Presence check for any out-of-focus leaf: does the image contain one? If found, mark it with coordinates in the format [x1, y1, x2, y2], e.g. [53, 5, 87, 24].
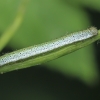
[9, 0, 90, 48]
[0, 0, 29, 51]
[66, 0, 100, 11]
[0, 0, 20, 31]
[46, 45, 98, 85]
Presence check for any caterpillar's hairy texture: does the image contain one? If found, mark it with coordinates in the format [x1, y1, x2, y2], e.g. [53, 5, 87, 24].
[0, 27, 97, 67]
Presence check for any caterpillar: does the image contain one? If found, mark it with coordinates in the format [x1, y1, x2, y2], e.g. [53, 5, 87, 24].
[0, 27, 98, 73]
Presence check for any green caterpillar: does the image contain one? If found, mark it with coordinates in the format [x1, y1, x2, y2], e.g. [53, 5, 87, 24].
[0, 27, 98, 73]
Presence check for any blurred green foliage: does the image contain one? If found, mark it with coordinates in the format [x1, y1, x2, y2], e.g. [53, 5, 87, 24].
[0, 0, 99, 86]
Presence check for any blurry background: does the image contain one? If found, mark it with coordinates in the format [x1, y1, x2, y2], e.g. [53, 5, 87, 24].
[0, 0, 100, 100]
